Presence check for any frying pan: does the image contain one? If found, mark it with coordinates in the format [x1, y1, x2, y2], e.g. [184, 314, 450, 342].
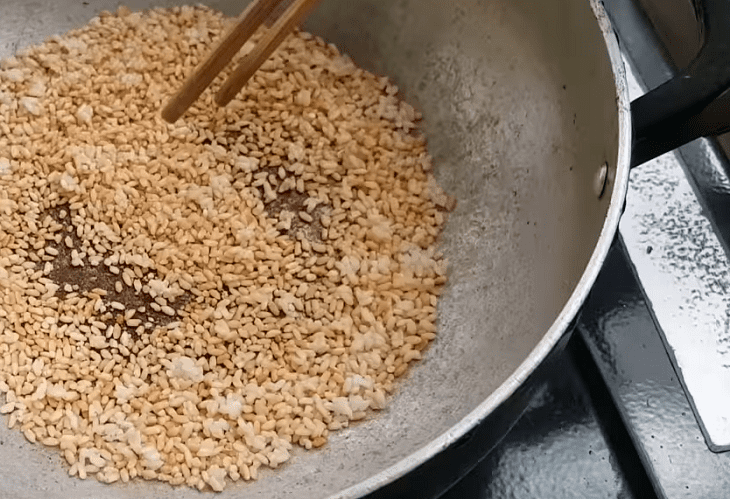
[0, 0, 728, 497]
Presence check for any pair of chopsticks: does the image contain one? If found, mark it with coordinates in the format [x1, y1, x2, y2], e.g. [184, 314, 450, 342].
[161, 0, 321, 123]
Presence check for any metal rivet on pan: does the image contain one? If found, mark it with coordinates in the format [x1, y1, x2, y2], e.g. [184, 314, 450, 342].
[594, 162, 608, 199]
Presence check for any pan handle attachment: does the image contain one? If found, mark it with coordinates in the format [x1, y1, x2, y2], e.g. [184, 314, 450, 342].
[630, 0, 730, 168]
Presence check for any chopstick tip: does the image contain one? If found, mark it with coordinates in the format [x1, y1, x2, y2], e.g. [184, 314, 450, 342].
[161, 101, 182, 124]
[214, 91, 234, 108]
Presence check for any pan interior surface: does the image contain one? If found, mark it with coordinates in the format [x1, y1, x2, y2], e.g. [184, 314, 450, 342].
[0, 0, 621, 497]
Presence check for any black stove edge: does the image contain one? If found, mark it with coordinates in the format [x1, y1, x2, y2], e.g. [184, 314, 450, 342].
[577, 234, 730, 499]
[570, 311, 659, 499]
[575, 236, 668, 498]
[603, 0, 730, 257]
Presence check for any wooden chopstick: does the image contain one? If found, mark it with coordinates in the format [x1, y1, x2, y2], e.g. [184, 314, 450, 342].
[215, 0, 322, 107]
[161, 0, 320, 123]
[161, 0, 287, 123]
[263, 0, 296, 27]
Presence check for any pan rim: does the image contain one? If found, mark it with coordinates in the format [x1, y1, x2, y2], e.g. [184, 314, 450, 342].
[332, 0, 632, 497]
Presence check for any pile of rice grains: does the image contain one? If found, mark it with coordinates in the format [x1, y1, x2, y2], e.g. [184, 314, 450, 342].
[0, 5, 454, 492]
